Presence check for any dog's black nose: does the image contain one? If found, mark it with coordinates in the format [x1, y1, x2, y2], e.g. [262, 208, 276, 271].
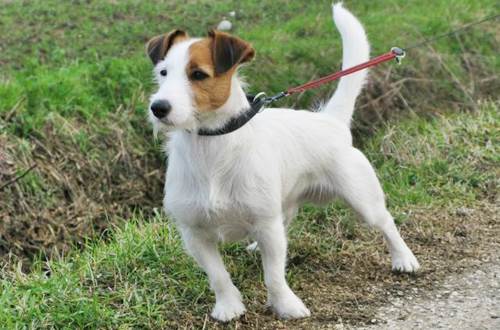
[150, 100, 171, 119]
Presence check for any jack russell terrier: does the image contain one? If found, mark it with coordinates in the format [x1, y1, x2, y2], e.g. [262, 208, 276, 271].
[145, 3, 419, 322]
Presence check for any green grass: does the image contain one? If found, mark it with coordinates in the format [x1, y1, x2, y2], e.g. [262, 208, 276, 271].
[1, 0, 499, 328]
[1, 0, 498, 135]
[1, 103, 498, 328]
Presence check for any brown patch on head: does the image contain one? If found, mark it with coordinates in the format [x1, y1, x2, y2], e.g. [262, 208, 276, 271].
[187, 30, 255, 111]
[146, 29, 189, 65]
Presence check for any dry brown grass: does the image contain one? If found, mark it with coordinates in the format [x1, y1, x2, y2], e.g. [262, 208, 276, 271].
[0, 111, 164, 268]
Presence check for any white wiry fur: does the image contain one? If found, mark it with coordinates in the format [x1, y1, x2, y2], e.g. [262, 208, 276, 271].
[323, 3, 370, 126]
[149, 3, 420, 322]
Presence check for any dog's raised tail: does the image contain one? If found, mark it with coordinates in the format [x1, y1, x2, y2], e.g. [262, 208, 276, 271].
[322, 3, 370, 126]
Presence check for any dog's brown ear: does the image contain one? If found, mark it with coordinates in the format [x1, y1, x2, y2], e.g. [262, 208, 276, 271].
[146, 29, 189, 65]
[208, 30, 255, 75]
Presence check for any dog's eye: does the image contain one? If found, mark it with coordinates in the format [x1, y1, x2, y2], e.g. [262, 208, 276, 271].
[190, 70, 209, 81]
[160, 69, 167, 77]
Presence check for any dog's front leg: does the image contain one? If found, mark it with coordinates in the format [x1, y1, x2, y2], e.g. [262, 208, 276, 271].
[180, 227, 245, 322]
[255, 217, 311, 319]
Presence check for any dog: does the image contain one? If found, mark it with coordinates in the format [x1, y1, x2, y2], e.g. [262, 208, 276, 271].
[145, 3, 420, 322]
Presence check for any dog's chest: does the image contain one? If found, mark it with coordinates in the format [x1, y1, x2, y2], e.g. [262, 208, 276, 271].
[162, 139, 275, 237]
[164, 162, 257, 240]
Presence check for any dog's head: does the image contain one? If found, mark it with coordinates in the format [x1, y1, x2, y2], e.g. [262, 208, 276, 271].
[146, 29, 255, 132]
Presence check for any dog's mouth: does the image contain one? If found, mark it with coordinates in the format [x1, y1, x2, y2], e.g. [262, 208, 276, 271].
[156, 117, 174, 126]
[151, 114, 201, 135]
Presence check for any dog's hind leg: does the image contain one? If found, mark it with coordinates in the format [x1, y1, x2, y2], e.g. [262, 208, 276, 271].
[331, 148, 420, 272]
[179, 227, 246, 322]
[255, 217, 311, 319]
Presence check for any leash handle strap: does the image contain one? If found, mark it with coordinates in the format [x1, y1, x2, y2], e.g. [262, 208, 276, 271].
[286, 48, 403, 95]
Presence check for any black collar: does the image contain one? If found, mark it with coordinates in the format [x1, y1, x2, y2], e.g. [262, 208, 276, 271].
[197, 94, 266, 136]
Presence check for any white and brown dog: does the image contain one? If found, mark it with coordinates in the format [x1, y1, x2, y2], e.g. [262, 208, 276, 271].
[146, 3, 419, 322]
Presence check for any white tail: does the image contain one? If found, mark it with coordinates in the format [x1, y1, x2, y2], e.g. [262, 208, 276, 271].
[322, 3, 370, 126]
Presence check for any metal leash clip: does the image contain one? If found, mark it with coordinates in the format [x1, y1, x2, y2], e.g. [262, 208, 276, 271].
[265, 91, 288, 103]
[252, 92, 268, 112]
[391, 47, 406, 65]
[252, 91, 289, 112]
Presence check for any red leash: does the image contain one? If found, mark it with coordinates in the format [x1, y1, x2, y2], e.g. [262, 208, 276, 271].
[258, 47, 405, 104]
[286, 47, 404, 95]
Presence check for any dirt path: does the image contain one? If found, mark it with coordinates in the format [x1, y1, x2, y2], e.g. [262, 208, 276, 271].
[356, 254, 500, 330]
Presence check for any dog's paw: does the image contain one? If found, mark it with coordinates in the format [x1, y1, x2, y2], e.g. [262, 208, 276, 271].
[269, 290, 311, 319]
[245, 241, 259, 252]
[392, 249, 420, 273]
[211, 298, 246, 322]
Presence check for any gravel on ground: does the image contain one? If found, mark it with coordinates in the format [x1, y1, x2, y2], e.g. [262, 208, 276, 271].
[354, 254, 500, 330]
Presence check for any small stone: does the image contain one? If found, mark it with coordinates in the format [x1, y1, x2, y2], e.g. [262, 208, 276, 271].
[456, 207, 474, 216]
[217, 18, 232, 31]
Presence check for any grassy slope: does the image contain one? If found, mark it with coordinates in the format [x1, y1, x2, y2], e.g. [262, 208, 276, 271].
[0, 0, 499, 327]
[1, 103, 497, 328]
